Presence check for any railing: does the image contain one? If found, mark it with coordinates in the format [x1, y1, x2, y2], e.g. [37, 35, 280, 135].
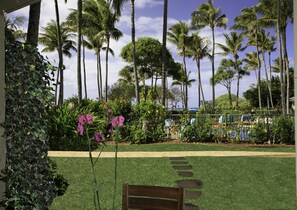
[164, 113, 294, 143]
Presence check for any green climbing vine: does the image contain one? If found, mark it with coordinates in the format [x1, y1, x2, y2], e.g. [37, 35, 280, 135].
[0, 41, 67, 209]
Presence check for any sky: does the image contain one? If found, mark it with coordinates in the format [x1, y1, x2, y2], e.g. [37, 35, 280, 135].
[7, 0, 294, 108]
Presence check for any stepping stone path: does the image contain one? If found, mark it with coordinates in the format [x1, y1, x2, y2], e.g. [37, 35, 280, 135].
[169, 157, 202, 210]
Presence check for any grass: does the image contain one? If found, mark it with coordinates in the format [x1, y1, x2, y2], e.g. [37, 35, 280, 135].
[100, 142, 295, 153]
[49, 155, 297, 210]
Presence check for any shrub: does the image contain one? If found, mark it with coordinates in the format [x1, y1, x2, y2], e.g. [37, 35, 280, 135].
[48, 99, 132, 150]
[129, 101, 166, 144]
[271, 115, 294, 144]
[249, 122, 270, 144]
[180, 113, 214, 142]
[48, 105, 90, 151]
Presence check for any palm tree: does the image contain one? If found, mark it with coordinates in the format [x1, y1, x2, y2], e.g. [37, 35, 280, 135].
[77, 1, 105, 100]
[216, 31, 246, 109]
[167, 21, 191, 109]
[257, 0, 293, 113]
[77, 0, 83, 103]
[191, 0, 227, 113]
[110, 0, 140, 103]
[99, 1, 123, 102]
[161, 0, 168, 106]
[39, 20, 76, 105]
[186, 33, 209, 109]
[26, 1, 41, 46]
[248, 29, 274, 108]
[242, 52, 259, 81]
[232, 6, 268, 109]
[54, 0, 64, 105]
[86, 0, 122, 102]
[4, 15, 26, 41]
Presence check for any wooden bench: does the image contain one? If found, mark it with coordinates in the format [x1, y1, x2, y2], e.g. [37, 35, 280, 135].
[122, 183, 184, 210]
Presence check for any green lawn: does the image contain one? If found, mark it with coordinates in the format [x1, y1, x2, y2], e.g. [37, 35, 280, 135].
[101, 142, 295, 153]
[50, 155, 297, 210]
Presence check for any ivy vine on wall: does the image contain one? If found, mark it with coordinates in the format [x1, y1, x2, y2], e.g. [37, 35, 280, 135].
[0, 41, 67, 209]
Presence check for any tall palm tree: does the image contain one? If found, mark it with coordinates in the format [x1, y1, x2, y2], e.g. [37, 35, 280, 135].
[167, 21, 191, 109]
[248, 29, 274, 108]
[4, 16, 26, 41]
[110, 0, 140, 103]
[77, 0, 83, 103]
[78, 0, 105, 100]
[54, 0, 64, 105]
[26, 1, 41, 46]
[92, 0, 123, 102]
[243, 52, 259, 81]
[257, 0, 293, 113]
[39, 20, 76, 105]
[161, 0, 168, 106]
[232, 6, 267, 109]
[191, 0, 227, 113]
[216, 31, 246, 109]
[186, 33, 209, 109]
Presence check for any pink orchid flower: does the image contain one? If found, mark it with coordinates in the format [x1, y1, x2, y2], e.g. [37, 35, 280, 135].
[78, 115, 86, 125]
[94, 131, 104, 143]
[86, 114, 93, 125]
[77, 123, 84, 135]
[111, 115, 125, 127]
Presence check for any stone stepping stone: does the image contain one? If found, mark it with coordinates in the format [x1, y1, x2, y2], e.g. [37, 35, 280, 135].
[171, 161, 189, 165]
[185, 190, 202, 199]
[185, 203, 199, 210]
[176, 179, 203, 188]
[170, 157, 186, 161]
[178, 171, 193, 177]
[173, 165, 192, 170]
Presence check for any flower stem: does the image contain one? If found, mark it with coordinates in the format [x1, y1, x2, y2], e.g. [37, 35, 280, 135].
[112, 127, 119, 210]
[87, 128, 101, 210]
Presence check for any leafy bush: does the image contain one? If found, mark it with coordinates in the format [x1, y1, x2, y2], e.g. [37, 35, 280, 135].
[48, 99, 132, 150]
[271, 115, 294, 144]
[249, 122, 271, 144]
[129, 101, 166, 144]
[1, 41, 67, 209]
[180, 113, 214, 142]
[48, 105, 90, 151]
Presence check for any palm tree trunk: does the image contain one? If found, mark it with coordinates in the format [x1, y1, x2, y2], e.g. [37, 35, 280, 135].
[161, 0, 168, 106]
[235, 58, 240, 109]
[255, 28, 262, 109]
[97, 51, 102, 100]
[228, 86, 232, 106]
[55, 67, 60, 105]
[268, 51, 272, 83]
[182, 49, 188, 109]
[54, 0, 64, 105]
[77, 0, 83, 103]
[105, 36, 110, 102]
[82, 36, 87, 99]
[211, 27, 215, 113]
[281, 28, 290, 114]
[26, 2, 41, 46]
[196, 59, 205, 108]
[262, 51, 273, 108]
[181, 84, 184, 109]
[277, 0, 286, 114]
[131, 0, 140, 103]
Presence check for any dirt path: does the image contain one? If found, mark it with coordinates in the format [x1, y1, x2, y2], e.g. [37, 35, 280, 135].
[48, 151, 295, 158]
